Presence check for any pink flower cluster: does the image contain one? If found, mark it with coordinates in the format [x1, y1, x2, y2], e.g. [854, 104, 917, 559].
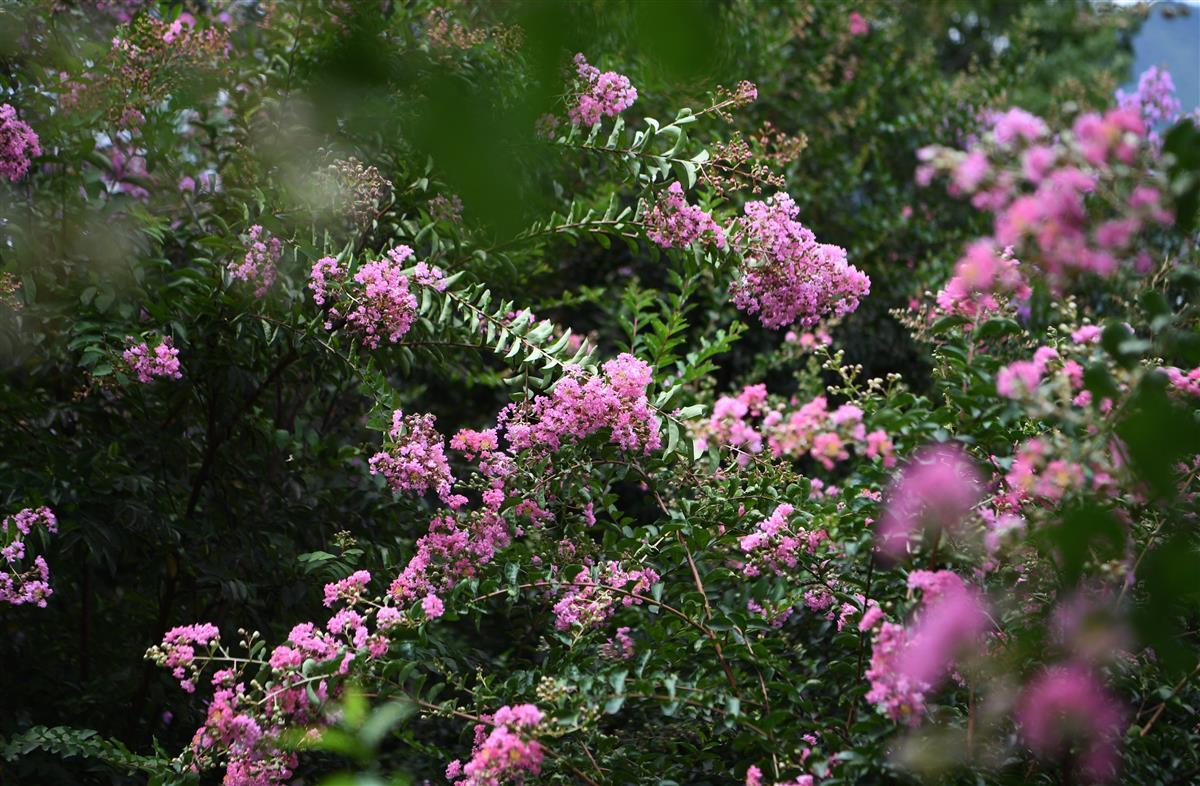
[996, 345, 1060, 399]
[568, 53, 637, 126]
[153, 571, 425, 784]
[1, 506, 57, 607]
[229, 225, 281, 298]
[368, 410, 457, 503]
[645, 182, 727, 250]
[552, 561, 660, 631]
[1116, 66, 1183, 131]
[151, 622, 221, 693]
[918, 103, 1174, 288]
[1001, 437, 1088, 506]
[737, 504, 828, 577]
[309, 246, 446, 349]
[934, 241, 1030, 318]
[155, 559, 449, 785]
[731, 193, 870, 329]
[1015, 665, 1123, 781]
[389, 512, 511, 607]
[746, 766, 815, 786]
[447, 704, 545, 786]
[123, 335, 183, 383]
[0, 103, 40, 182]
[323, 570, 371, 608]
[875, 444, 981, 560]
[499, 354, 661, 455]
[600, 626, 635, 659]
[848, 11, 869, 36]
[865, 570, 988, 725]
[191, 672, 300, 786]
[694, 384, 895, 471]
[1163, 365, 1200, 397]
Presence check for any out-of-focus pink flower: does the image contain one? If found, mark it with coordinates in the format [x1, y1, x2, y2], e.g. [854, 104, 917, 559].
[876, 444, 981, 559]
[1015, 665, 1124, 782]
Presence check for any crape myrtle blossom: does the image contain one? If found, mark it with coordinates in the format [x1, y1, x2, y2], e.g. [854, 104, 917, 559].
[499, 353, 661, 455]
[385, 353, 663, 622]
[323, 570, 371, 608]
[865, 570, 989, 725]
[148, 569, 421, 786]
[694, 384, 896, 470]
[568, 53, 637, 126]
[1015, 664, 1124, 782]
[147, 622, 221, 693]
[738, 503, 829, 577]
[552, 561, 660, 631]
[875, 444, 982, 560]
[996, 346, 1059, 400]
[368, 409, 457, 503]
[1163, 365, 1200, 397]
[600, 626, 635, 659]
[645, 182, 727, 250]
[389, 512, 512, 609]
[0, 103, 41, 182]
[308, 246, 448, 349]
[447, 704, 545, 786]
[933, 241, 1030, 319]
[229, 224, 282, 298]
[122, 335, 183, 383]
[918, 101, 1175, 289]
[1, 506, 57, 607]
[731, 193, 870, 329]
[747, 765, 816, 786]
[1116, 66, 1184, 133]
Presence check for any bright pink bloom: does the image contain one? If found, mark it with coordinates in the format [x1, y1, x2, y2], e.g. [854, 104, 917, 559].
[996, 360, 1042, 399]
[645, 182, 727, 250]
[323, 571, 371, 608]
[990, 108, 1048, 147]
[123, 336, 183, 383]
[229, 225, 282, 298]
[0, 104, 40, 182]
[732, 193, 870, 329]
[422, 593, 445, 619]
[369, 410, 456, 502]
[568, 54, 637, 126]
[876, 444, 981, 559]
[500, 354, 661, 455]
[1015, 665, 1124, 782]
[452, 704, 545, 786]
[552, 561, 660, 631]
[1, 507, 57, 607]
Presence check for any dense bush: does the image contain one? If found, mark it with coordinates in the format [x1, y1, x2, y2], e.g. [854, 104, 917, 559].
[3, 2, 1200, 785]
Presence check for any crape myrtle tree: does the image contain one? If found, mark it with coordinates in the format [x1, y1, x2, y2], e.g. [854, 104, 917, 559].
[3, 1, 1200, 785]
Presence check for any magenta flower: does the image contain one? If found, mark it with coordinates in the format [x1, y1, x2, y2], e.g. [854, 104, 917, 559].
[895, 578, 988, 687]
[876, 444, 981, 559]
[1015, 665, 1124, 782]
[0, 104, 40, 182]
[451, 704, 545, 786]
[645, 182, 727, 250]
[229, 224, 282, 298]
[422, 592, 445, 620]
[1, 506, 57, 607]
[122, 335, 183, 384]
[568, 54, 637, 126]
[369, 410, 456, 502]
[731, 193, 870, 329]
